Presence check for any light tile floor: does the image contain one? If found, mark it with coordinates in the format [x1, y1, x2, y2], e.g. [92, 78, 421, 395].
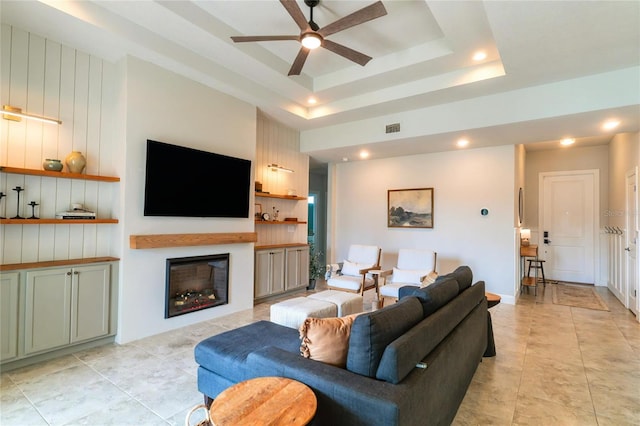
[1, 282, 638, 425]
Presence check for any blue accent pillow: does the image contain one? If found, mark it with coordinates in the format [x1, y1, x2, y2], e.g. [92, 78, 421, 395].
[398, 277, 459, 317]
[346, 297, 423, 378]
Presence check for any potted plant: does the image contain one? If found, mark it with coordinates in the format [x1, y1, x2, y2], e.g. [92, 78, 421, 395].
[308, 242, 324, 290]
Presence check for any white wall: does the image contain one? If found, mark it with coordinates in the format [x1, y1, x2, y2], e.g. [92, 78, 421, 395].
[329, 145, 516, 300]
[608, 132, 640, 228]
[117, 57, 257, 343]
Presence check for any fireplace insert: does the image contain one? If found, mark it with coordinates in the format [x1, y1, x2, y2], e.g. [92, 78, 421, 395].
[165, 254, 229, 318]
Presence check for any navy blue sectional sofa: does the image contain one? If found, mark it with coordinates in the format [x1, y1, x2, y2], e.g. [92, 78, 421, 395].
[195, 266, 488, 425]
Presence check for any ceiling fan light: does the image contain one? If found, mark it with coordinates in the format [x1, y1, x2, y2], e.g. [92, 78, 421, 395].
[301, 33, 322, 49]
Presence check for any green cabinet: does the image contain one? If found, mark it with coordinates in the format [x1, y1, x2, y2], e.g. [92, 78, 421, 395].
[1, 272, 19, 361]
[1, 260, 117, 368]
[24, 264, 111, 355]
[285, 246, 309, 291]
[255, 248, 285, 299]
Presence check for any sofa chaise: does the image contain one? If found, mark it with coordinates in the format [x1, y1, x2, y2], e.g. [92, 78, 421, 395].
[194, 266, 488, 425]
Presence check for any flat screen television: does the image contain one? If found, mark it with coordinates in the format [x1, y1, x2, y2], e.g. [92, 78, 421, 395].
[144, 139, 251, 218]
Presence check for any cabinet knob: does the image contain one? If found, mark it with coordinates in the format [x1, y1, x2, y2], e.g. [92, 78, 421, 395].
[66, 271, 72, 276]
[73, 271, 79, 275]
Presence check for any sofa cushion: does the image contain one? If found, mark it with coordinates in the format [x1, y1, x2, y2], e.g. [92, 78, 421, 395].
[299, 314, 359, 367]
[194, 320, 299, 383]
[435, 266, 473, 292]
[346, 297, 423, 378]
[398, 277, 459, 317]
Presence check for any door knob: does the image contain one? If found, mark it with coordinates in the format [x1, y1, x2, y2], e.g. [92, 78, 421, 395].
[625, 247, 631, 252]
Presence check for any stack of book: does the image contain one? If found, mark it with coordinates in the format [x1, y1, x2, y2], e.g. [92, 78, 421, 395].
[55, 209, 96, 220]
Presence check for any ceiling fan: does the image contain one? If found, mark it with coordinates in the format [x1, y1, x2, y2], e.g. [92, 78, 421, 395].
[231, 0, 387, 76]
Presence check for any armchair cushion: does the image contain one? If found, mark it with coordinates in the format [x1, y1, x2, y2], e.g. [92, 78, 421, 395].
[328, 275, 374, 292]
[341, 260, 372, 276]
[347, 245, 380, 265]
[390, 267, 430, 285]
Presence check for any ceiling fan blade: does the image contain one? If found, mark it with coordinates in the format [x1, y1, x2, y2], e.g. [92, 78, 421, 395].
[231, 35, 299, 43]
[322, 39, 372, 66]
[288, 47, 310, 76]
[280, 0, 311, 32]
[318, 1, 387, 37]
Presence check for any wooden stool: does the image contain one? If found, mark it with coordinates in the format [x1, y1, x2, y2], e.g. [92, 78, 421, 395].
[527, 259, 546, 287]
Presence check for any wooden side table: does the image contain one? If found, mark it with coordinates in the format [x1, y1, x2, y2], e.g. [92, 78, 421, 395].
[210, 377, 317, 426]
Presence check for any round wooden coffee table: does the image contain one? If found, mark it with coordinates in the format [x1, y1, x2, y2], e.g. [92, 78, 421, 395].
[209, 377, 317, 426]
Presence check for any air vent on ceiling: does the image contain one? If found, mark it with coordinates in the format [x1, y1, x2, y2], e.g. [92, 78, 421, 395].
[386, 123, 400, 133]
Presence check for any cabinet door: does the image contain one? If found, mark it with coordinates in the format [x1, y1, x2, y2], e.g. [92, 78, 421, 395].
[286, 247, 310, 290]
[24, 269, 72, 354]
[1, 272, 19, 361]
[270, 249, 285, 294]
[255, 250, 272, 298]
[71, 264, 111, 343]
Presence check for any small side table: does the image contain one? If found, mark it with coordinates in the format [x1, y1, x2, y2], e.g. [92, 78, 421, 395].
[484, 292, 500, 358]
[210, 377, 317, 426]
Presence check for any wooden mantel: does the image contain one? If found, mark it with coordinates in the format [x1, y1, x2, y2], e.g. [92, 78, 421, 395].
[130, 232, 257, 249]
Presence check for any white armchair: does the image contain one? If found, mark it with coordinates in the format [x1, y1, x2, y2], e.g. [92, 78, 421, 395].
[379, 249, 437, 306]
[326, 244, 382, 296]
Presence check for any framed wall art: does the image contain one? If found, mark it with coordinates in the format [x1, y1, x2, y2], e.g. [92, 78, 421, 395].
[388, 188, 434, 228]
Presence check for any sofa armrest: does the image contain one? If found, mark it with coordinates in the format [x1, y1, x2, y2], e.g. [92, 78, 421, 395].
[247, 346, 404, 425]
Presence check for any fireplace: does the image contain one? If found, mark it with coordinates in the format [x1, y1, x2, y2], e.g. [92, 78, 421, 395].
[165, 254, 229, 318]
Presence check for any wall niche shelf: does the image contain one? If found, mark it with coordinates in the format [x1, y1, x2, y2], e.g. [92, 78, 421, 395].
[0, 166, 120, 182]
[255, 192, 306, 201]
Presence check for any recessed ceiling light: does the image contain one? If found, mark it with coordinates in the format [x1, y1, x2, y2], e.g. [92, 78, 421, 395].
[602, 119, 620, 130]
[342, 157, 348, 162]
[359, 150, 369, 159]
[308, 97, 317, 105]
[561, 138, 575, 146]
[473, 51, 487, 61]
[457, 138, 469, 147]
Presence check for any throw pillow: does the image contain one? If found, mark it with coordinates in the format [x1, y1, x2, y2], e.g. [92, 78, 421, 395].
[341, 260, 370, 276]
[420, 271, 439, 287]
[299, 314, 359, 367]
[391, 268, 431, 285]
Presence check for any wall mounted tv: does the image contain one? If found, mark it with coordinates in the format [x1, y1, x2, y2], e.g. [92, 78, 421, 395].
[144, 140, 251, 218]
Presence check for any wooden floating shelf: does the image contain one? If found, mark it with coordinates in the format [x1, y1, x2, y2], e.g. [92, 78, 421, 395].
[0, 166, 120, 182]
[255, 220, 307, 225]
[256, 243, 309, 250]
[1, 256, 120, 271]
[130, 232, 258, 249]
[255, 192, 306, 201]
[0, 218, 118, 224]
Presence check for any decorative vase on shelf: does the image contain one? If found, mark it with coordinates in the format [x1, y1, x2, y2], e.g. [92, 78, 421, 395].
[65, 151, 86, 174]
[42, 159, 63, 172]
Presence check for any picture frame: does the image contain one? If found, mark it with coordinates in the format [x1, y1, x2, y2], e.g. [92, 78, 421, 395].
[388, 188, 434, 228]
[255, 203, 262, 219]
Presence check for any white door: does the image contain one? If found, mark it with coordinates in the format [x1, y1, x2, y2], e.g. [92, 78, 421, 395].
[539, 171, 597, 283]
[626, 170, 638, 316]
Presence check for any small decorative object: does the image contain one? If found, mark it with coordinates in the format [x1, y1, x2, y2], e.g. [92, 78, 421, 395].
[520, 228, 531, 246]
[42, 159, 63, 172]
[255, 203, 262, 219]
[261, 212, 271, 221]
[284, 217, 297, 222]
[308, 242, 324, 290]
[0, 192, 5, 219]
[272, 207, 279, 221]
[11, 186, 24, 219]
[388, 188, 434, 228]
[28, 201, 39, 219]
[255, 181, 263, 192]
[65, 151, 86, 173]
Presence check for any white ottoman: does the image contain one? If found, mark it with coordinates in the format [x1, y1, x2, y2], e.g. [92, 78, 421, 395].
[270, 297, 337, 329]
[308, 290, 363, 317]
